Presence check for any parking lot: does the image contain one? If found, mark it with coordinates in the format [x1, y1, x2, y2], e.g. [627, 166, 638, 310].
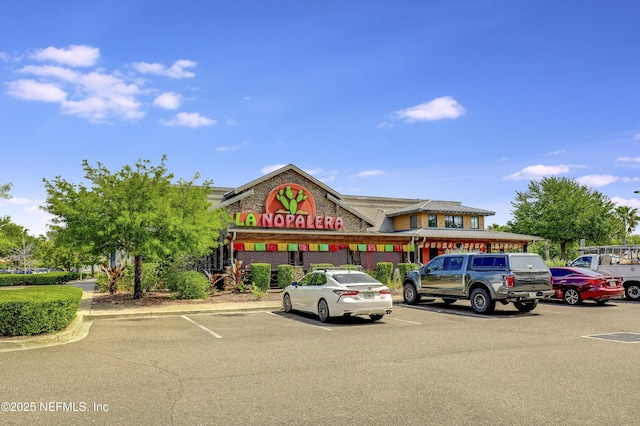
[1, 299, 639, 425]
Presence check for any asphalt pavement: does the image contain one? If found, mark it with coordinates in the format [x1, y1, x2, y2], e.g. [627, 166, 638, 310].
[0, 279, 285, 352]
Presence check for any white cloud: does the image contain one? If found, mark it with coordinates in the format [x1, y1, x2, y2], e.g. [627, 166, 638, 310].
[4, 45, 207, 125]
[132, 59, 197, 79]
[612, 196, 640, 209]
[504, 164, 573, 180]
[242, 96, 252, 101]
[378, 122, 393, 129]
[576, 175, 619, 187]
[395, 96, 465, 122]
[355, 170, 384, 177]
[0, 52, 11, 61]
[548, 150, 566, 155]
[31, 45, 99, 67]
[20, 65, 80, 82]
[153, 92, 182, 109]
[319, 175, 336, 183]
[215, 145, 240, 152]
[617, 156, 640, 163]
[160, 112, 215, 128]
[635, 133, 640, 140]
[576, 175, 640, 187]
[261, 164, 288, 174]
[6, 79, 67, 102]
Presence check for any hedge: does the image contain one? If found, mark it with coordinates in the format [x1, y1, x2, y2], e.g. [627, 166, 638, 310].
[0, 286, 82, 337]
[277, 264, 294, 289]
[166, 271, 209, 299]
[375, 262, 394, 285]
[251, 263, 271, 292]
[0, 272, 82, 287]
[397, 263, 420, 280]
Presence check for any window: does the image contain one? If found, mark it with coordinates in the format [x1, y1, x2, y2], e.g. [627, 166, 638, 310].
[445, 215, 463, 229]
[289, 251, 303, 266]
[428, 214, 437, 228]
[470, 216, 479, 229]
[444, 256, 463, 271]
[410, 215, 418, 229]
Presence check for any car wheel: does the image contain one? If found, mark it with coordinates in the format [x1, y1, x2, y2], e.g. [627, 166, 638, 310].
[625, 283, 640, 301]
[369, 314, 384, 321]
[514, 300, 538, 313]
[282, 293, 292, 312]
[317, 299, 330, 323]
[403, 283, 420, 305]
[563, 288, 581, 305]
[470, 288, 495, 314]
[442, 298, 456, 305]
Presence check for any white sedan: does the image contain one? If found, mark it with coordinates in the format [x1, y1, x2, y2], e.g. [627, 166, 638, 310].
[282, 269, 393, 322]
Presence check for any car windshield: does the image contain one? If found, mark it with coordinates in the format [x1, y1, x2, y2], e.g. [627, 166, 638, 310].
[509, 255, 548, 270]
[331, 272, 380, 285]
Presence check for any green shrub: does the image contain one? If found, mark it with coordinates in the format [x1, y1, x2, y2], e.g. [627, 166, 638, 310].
[251, 263, 271, 292]
[0, 272, 81, 287]
[375, 262, 394, 285]
[397, 263, 419, 280]
[119, 262, 160, 292]
[339, 264, 360, 270]
[166, 271, 209, 299]
[277, 264, 294, 289]
[0, 286, 82, 336]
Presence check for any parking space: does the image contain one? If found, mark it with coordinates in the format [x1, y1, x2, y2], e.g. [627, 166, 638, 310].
[2, 301, 639, 425]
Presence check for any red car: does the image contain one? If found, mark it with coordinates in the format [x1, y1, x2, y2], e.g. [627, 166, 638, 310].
[549, 267, 624, 305]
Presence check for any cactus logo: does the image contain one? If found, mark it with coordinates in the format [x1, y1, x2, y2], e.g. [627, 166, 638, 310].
[266, 184, 315, 216]
[233, 183, 344, 230]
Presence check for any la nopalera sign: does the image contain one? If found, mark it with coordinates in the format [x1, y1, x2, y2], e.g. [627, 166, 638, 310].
[233, 183, 345, 230]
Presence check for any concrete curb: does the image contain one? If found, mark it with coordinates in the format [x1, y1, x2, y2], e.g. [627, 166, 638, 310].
[0, 313, 94, 352]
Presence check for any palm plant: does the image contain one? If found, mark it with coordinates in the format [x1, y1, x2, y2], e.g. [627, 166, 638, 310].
[615, 205, 640, 244]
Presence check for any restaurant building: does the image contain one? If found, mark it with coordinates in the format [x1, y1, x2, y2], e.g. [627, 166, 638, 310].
[204, 164, 541, 272]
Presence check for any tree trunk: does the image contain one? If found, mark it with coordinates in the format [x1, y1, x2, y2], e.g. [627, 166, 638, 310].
[134, 254, 143, 299]
[560, 240, 567, 263]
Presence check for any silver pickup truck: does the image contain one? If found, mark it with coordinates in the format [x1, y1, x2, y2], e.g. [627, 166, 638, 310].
[403, 253, 554, 314]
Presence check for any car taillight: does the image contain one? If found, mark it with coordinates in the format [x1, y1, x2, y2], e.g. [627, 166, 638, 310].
[379, 289, 391, 295]
[333, 290, 359, 296]
[503, 275, 514, 288]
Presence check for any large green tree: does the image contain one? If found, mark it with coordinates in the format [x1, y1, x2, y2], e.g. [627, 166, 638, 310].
[614, 205, 640, 245]
[508, 176, 618, 261]
[42, 156, 230, 298]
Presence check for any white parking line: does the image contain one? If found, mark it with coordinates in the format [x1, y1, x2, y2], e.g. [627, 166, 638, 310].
[265, 311, 332, 331]
[181, 315, 222, 338]
[386, 317, 423, 325]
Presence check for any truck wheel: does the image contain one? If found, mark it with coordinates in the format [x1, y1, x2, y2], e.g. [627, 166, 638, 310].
[625, 283, 640, 301]
[514, 300, 538, 313]
[470, 288, 495, 314]
[403, 283, 420, 305]
[563, 288, 581, 305]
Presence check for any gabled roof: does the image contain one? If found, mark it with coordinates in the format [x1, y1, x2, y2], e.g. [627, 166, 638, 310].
[385, 199, 495, 218]
[221, 164, 340, 201]
[213, 164, 377, 226]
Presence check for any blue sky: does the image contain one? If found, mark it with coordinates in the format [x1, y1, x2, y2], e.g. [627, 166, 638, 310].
[1, 0, 639, 237]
